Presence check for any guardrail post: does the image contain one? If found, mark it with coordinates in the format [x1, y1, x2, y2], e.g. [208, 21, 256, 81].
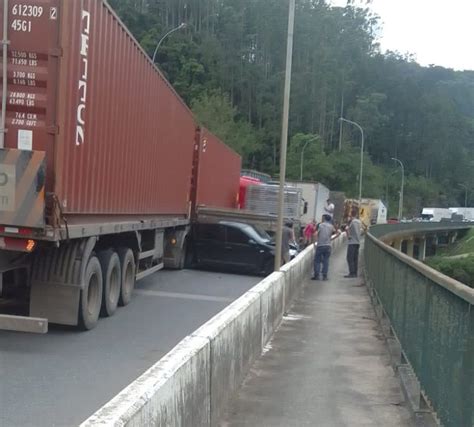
[449, 231, 457, 245]
[394, 239, 402, 251]
[406, 239, 414, 258]
[417, 237, 426, 261]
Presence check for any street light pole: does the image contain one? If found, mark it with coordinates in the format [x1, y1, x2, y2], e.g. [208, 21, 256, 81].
[274, 0, 296, 272]
[339, 117, 365, 203]
[152, 23, 186, 63]
[391, 157, 405, 220]
[300, 136, 317, 181]
[459, 184, 468, 207]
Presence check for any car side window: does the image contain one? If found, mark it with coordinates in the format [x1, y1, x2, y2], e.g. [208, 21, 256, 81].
[226, 226, 249, 244]
[197, 224, 224, 241]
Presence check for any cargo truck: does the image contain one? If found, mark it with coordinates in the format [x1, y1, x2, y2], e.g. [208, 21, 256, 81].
[286, 181, 330, 226]
[245, 183, 303, 220]
[0, 0, 241, 332]
[449, 207, 474, 222]
[359, 198, 387, 227]
[330, 191, 346, 226]
[421, 208, 452, 222]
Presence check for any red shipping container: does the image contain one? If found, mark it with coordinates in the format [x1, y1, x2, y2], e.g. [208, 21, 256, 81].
[0, 0, 197, 228]
[195, 128, 241, 210]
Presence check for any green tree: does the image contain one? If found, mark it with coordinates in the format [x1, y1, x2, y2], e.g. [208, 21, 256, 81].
[191, 91, 259, 165]
[109, 0, 474, 210]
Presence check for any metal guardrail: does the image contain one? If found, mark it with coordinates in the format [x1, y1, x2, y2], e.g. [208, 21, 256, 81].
[365, 223, 473, 427]
[369, 221, 472, 239]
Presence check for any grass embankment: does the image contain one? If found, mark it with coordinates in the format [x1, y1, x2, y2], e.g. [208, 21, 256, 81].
[425, 228, 474, 288]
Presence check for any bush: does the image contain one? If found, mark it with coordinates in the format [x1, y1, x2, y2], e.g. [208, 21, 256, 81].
[426, 256, 474, 288]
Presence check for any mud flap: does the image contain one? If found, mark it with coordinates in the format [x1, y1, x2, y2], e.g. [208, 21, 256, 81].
[29, 237, 97, 326]
[164, 227, 190, 269]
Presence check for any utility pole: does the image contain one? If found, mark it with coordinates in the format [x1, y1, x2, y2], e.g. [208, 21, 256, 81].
[339, 117, 365, 203]
[338, 92, 344, 152]
[152, 23, 186, 64]
[459, 184, 469, 207]
[300, 136, 318, 181]
[274, 0, 295, 271]
[391, 157, 405, 220]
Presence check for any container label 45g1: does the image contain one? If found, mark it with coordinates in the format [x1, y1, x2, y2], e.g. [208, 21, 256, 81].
[11, 3, 44, 32]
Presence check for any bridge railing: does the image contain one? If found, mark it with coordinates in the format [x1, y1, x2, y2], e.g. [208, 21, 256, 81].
[365, 223, 473, 427]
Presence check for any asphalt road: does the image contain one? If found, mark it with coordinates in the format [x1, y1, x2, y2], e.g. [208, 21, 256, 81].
[0, 268, 260, 427]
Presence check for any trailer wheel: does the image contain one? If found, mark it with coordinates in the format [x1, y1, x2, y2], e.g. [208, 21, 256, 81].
[118, 248, 136, 306]
[79, 256, 103, 330]
[98, 250, 121, 317]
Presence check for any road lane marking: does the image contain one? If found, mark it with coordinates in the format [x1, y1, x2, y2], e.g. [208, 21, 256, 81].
[135, 289, 234, 303]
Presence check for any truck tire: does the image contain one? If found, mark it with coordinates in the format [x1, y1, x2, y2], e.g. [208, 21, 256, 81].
[98, 250, 121, 317]
[79, 256, 104, 330]
[118, 248, 136, 306]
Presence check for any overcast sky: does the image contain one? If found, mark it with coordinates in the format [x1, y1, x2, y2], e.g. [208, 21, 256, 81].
[329, 0, 474, 71]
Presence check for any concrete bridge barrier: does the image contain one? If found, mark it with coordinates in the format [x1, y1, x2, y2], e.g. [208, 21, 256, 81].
[81, 235, 344, 426]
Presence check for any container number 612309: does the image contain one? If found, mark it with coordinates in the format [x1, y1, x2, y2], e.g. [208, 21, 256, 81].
[12, 4, 44, 18]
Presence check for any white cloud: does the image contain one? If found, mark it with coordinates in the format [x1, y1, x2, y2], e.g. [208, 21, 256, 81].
[329, 0, 474, 70]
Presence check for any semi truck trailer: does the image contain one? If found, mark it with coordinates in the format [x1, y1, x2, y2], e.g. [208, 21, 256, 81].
[286, 181, 330, 226]
[0, 0, 241, 332]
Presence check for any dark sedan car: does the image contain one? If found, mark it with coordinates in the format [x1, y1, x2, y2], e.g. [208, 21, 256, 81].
[188, 221, 297, 275]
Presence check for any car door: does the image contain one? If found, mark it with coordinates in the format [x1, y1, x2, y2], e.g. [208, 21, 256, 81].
[224, 225, 262, 270]
[194, 224, 226, 266]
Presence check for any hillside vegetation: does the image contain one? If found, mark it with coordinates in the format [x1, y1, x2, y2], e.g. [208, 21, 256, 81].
[110, 0, 474, 216]
[425, 229, 474, 288]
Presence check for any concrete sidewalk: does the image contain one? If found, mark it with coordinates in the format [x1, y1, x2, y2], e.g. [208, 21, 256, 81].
[221, 248, 414, 427]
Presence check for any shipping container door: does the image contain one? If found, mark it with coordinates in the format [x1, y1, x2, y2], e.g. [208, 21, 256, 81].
[0, 0, 60, 227]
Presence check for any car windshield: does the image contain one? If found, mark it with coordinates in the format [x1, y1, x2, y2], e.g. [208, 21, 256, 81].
[243, 224, 272, 243]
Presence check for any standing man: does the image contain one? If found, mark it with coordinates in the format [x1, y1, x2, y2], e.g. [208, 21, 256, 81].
[324, 198, 335, 220]
[281, 221, 295, 265]
[312, 214, 339, 281]
[345, 207, 362, 278]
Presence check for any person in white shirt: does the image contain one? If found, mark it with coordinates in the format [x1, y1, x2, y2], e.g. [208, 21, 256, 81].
[324, 198, 335, 219]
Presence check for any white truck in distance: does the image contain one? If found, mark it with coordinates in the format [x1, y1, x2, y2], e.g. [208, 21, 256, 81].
[449, 207, 474, 222]
[421, 208, 452, 222]
[286, 181, 330, 225]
